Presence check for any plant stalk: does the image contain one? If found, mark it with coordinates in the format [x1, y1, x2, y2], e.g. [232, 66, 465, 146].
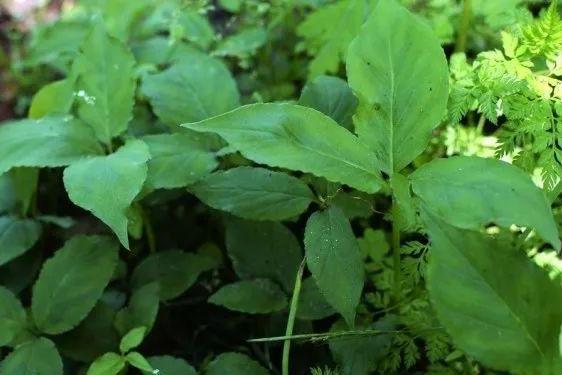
[455, 0, 472, 52]
[282, 258, 306, 375]
[391, 197, 402, 303]
[248, 326, 443, 344]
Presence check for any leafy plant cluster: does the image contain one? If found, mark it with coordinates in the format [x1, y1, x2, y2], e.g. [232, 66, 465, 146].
[1, 0, 562, 374]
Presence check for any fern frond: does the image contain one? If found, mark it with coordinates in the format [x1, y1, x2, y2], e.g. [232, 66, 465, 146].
[310, 367, 343, 375]
[522, 1, 562, 60]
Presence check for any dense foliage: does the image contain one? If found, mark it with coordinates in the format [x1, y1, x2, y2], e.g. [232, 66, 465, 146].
[1, 0, 562, 374]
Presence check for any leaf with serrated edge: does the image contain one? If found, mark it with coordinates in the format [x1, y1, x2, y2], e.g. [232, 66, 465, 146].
[183, 103, 383, 193]
[63, 140, 150, 249]
[410, 156, 560, 249]
[209, 279, 288, 314]
[347, 0, 448, 174]
[424, 210, 562, 373]
[191, 167, 315, 221]
[0, 116, 103, 176]
[304, 206, 364, 327]
[32, 235, 118, 335]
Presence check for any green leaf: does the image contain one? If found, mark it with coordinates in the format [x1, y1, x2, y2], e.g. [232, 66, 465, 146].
[410, 156, 560, 249]
[131, 250, 219, 301]
[329, 320, 393, 375]
[0, 249, 42, 295]
[10, 168, 39, 217]
[304, 206, 364, 327]
[0, 338, 63, 375]
[173, 9, 216, 50]
[0, 116, 104, 176]
[330, 191, 374, 220]
[423, 210, 562, 374]
[120, 327, 146, 353]
[31, 235, 119, 335]
[347, 0, 449, 174]
[99, 0, 152, 41]
[297, 0, 371, 78]
[63, 140, 150, 249]
[183, 104, 383, 193]
[28, 79, 74, 119]
[191, 167, 315, 221]
[296, 277, 336, 320]
[87, 353, 126, 375]
[213, 27, 267, 60]
[73, 21, 136, 145]
[226, 219, 302, 292]
[209, 279, 288, 314]
[126, 352, 154, 372]
[218, 0, 242, 12]
[114, 283, 160, 336]
[206, 352, 269, 375]
[0, 174, 17, 214]
[0, 286, 27, 347]
[298, 75, 358, 130]
[24, 20, 90, 70]
[142, 133, 218, 190]
[56, 302, 119, 362]
[0, 217, 41, 267]
[141, 51, 239, 127]
[146, 356, 196, 375]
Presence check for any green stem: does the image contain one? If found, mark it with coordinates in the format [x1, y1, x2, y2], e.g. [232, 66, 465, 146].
[455, 0, 472, 53]
[282, 258, 306, 375]
[391, 197, 402, 303]
[248, 326, 443, 344]
[476, 114, 486, 133]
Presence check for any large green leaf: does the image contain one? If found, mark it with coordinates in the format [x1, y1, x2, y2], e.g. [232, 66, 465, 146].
[0, 338, 63, 375]
[206, 352, 269, 375]
[120, 327, 146, 353]
[0, 174, 17, 214]
[213, 27, 267, 61]
[56, 302, 119, 362]
[31, 235, 119, 335]
[209, 279, 288, 314]
[10, 168, 39, 217]
[226, 219, 302, 292]
[191, 167, 315, 221]
[297, 0, 371, 78]
[304, 206, 364, 326]
[183, 104, 383, 193]
[24, 20, 89, 71]
[131, 250, 220, 300]
[86, 353, 126, 375]
[114, 282, 160, 336]
[0, 217, 41, 267]
[28, 79, 74, 119]
[296, 278, 336, 321]
[304, 206, 364, 327]
[63, 140, 150, 249]
[141, 50, 239, 127]
[146, 356, 196, 375]
[298, 75, 358, 130]
[347, 0, 448, 174]
[423, 210, 562, 374]
[0, 286, 27, 347]
[329, 319, 393, 375]
[73, 22, 136, 145]
[0, 117, 104, 176]
[411, 156, 560, 249]
[142, 133, 218, 190]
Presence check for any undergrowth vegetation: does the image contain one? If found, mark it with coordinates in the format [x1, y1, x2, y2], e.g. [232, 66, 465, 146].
[1, 0, 562, 374]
